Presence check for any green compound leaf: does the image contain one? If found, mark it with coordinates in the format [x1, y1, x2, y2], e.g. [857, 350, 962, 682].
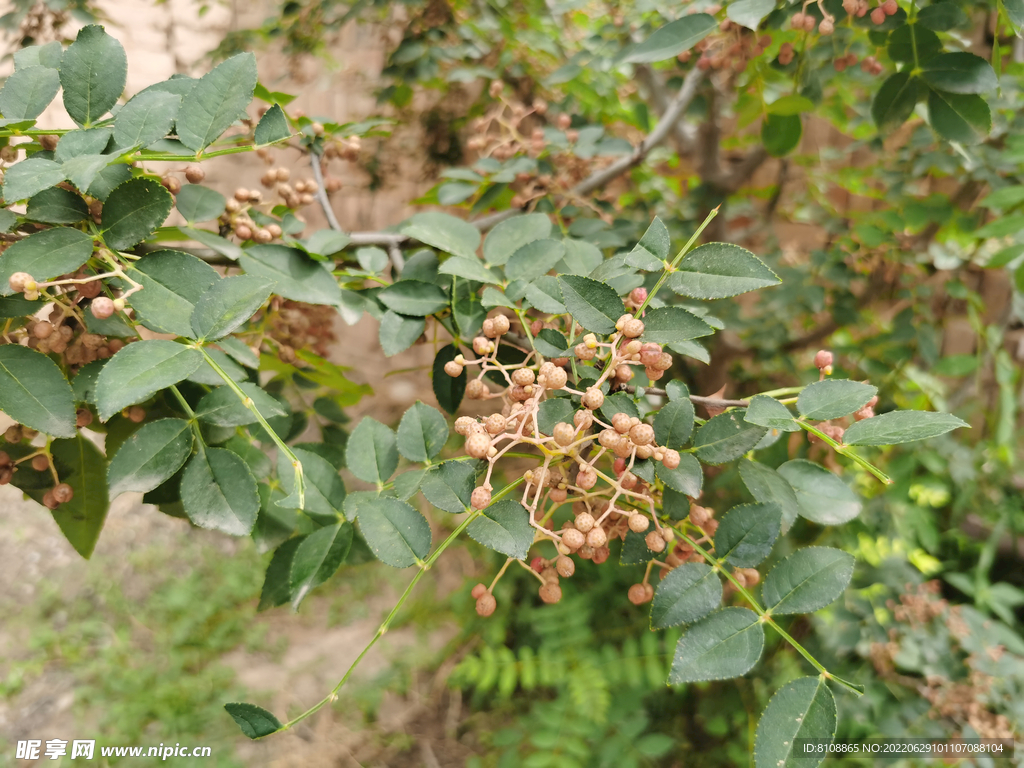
[920, 52, 997, 95]
[739, 459, 800, 533]
[126, 250, 219, 337]
[796, 379, 877, 421]
[224, 702, 282, 740]
[842, 410, 970, 445]
[762, 546, 855, 615]
[694, 412, 768, 464]
[95, 340, 202, 421]
[467, 498, 534, 560]
[504, 239, 566, 282]
[558, 274, 625, 334]
[0, 64, 60, 120]
[744, 395, 800, 432]
[656, 453, 703, 496]
[654, 397, 695, 448]
[26, 186, 90, 224]
[102, 177, 174, 251]
[190, 275, 274, 341]
[378, 279, 449, 316]
[650, 562, 722, 629]
[107, 418, 193, 498]
[196, 382, 288, 427]
[358, 497, 432, 567]
[379, 310, 425, 357]
[60, 25, 126, 126]
[668, 607, 764, 684]
[175, 184, 226, 224]
[432, 344, 466, 414]
[347, 416, 399, 485]
[180, 447, 260, 536]
[482, 213, 552, 265]
[0, 227, 93, 297]
[625, 14, 717, 63]
[397, 401, 449, 462]
[641, 306, 714, 343]
[420, 460, 477, 513]
[672, 243, 781, 299]
[400, 211, 481, 260]
[239, 244, 342, 306]
[754, 677, 836, 768]
[0, 345, 77, 438]
[289, 522, 353, 608]
[714, 502, 781, 567]
[872, 72, 922, 132]
[177, 52, 258, 151]
[113, 89, 181, 149]
[776, 459, 862, 526]
[255, 103, 291, 146]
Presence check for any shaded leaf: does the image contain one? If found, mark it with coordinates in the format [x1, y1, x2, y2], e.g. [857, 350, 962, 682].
[95, 340, 202, 421]
[777, 459, 862, 526]
[0, 345, 77, 438]
[668, 607, 764, 683]
[177, 53, 258, 151]
[651, 562, 722, 629]
[107, 418, 193, 498]
[358, 497, 431, 567]
[180, 447, 260, 536]
[289, 522, 353, 607]
[467, 498, 534, 559]
[102, 177, 174, 251]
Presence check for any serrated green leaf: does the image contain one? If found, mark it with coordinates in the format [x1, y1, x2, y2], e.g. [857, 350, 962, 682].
[714, 502, 781, 567]
[439, 255, 501, 284]
[505, 238, 566, 282]
[656, 453, 703, 496]
[651, 563, 722, 629]
[177, 53, 257, 151]
[753, 677, 836, 768]
[180, 447, 259, 536]
[46, 435, 110, 558]
[920, 52, 997, 95]
[668, 607, 764, 683]
[347, 417, 399, 485]
[255, 103, 291, 145]
[126, 250, 219, 337]
[190, 275, 274, 341]
[625, 216, 670, 270]
[60, 25, 126, 126]
[558, 274, 624, 334]
[654, 397, 695, 448]
[176, 185, 226, 224]
[113, 90, 181, 149]
[378, 279, 448, 316]
[739, 459, 800, 533]
[239, 244, 341, 306]
[467, 498, 534, 559]
[842, 410, 969, 445]
[726, 0, 775, 29]
[358, 496, 431, 567]
[420, 460, 476, 513]
[196, 382, 288, 426]
[777, 459, 861, 526]
[0, 227, 93, 296]
[625, 14, 717, 63]
[401, 211, 481, 260]
[379, 310, 425, 357]
[672, 243, 780, 299]
[0, 65, 60, 120]
[872, 72, 922, 132]
[289, 522, 352, 607]
[887, 23, 942, 64]
[694, 412, 768, 464]
[762, 546, 855, 615]
[397, 401, 449, 462]
[25, 186, 89, 224]
[107, 418, 193, 498]
[2, 157, 67, 203]
[641, 306, 714, 343]
[224, 702, 282, 739]
[102, 177, 174, 251]
[258, 536, 304, 609]
[482, 213, 551, 265]
[761, 113, 801, 157]
[796, 379, 877, 421]
[917, 3, 968, 30]
[744, 395, 800, 432]
[927, 90, 990, 144]
[0, 345, 77, 438]
[95, 340, 202, 421]
[13, 42, 62, 71]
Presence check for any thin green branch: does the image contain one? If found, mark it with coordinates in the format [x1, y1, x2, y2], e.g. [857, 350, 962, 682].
[797, 419, 892, 484]
[634, 206, 720, 317]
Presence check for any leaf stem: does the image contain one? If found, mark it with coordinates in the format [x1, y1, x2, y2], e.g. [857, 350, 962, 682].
[634, 206, 720, 317]
[796, 419, 892, 484]
[273, 508, 483, 735]
[196, 346, 306, 506]
[676, 531, 864, 697]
